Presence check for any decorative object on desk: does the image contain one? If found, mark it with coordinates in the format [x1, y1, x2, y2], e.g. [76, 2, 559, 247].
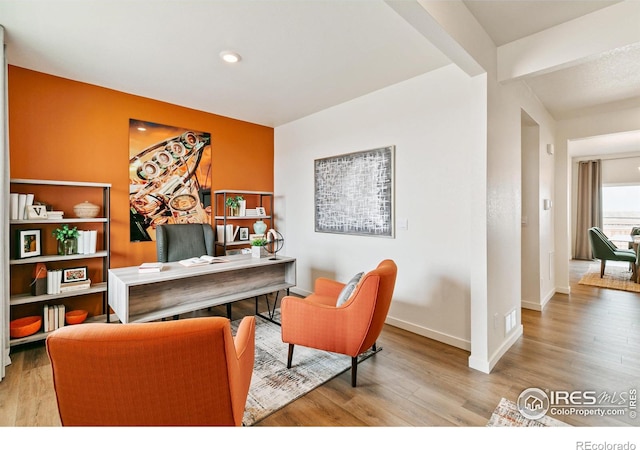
[73, 201, 100, 218]
[253, 219, 267, 235]
[17, 228, 42, 258]
[251, 238, 267, 258]
[62, 266, 88, 283]
[138, 262, 164, 273]
[315, 145, 394, 237]
[233, 313, 380, 426]
[265, 229, 284, 260]
[10, 316, 42, 338]
[53, 224, 79, 255]
[65, 309, 88, 325]
[239, 227, 249, 241]
[31, 262, 48, 296]
[26, 204, 48, 219]
[225, 195, 244, 217]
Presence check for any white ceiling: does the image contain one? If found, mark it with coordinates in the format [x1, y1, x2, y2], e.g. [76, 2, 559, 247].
[2, 0, 639, 156]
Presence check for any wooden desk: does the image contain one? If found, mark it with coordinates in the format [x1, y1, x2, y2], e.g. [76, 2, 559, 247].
[108, 255, 296, 323]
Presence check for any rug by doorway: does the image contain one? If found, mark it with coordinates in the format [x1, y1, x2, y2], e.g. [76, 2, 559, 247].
[578, 263, 640, 293]
[232, 313, 380, 426]
[487, 398, 570, 427]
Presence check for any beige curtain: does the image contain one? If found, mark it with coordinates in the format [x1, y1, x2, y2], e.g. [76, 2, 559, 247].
[575, 160, 602, 260]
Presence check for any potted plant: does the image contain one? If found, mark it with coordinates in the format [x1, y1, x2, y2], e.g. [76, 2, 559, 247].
[250, 237, 267, 258]
[53, 224, 80, 255]
[225, 195, 244, 217]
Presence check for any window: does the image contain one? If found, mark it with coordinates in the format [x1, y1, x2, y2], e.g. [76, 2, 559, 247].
[602, 185, 640, 248]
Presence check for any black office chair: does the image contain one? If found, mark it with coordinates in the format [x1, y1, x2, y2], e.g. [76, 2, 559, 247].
[156, 223, 215, 263]
[156, 223, 225, 318]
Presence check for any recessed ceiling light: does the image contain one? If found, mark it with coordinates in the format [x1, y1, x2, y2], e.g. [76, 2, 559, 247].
[220, 51, 241, 63]
[137, 127, 146, 131]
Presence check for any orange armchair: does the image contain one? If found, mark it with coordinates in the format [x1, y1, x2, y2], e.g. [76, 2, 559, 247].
[281, 259, 397, 387]
[46, 316, 255, 426]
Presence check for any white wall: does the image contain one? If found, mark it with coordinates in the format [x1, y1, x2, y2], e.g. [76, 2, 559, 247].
[275, 64, 485, 350]
[521, 120, 540, 306]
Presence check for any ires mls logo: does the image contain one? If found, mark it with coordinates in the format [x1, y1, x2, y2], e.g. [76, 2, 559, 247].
[517, 387, 638, 420]
[517, 388, 549, 419]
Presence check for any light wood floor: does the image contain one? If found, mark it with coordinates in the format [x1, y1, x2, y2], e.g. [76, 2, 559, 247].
[1, 259, 638, 427]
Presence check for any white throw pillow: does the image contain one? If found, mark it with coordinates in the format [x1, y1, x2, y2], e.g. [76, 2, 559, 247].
[335, 272, 364, 307]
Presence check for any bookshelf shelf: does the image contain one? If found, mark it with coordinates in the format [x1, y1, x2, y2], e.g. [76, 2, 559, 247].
[8, 179, 111, 347]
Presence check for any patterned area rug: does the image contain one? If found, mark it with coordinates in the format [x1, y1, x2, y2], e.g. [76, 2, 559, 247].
[232, 314, 380, 426]
[578, 263, 640, 293]
[487, 398, 570, 427]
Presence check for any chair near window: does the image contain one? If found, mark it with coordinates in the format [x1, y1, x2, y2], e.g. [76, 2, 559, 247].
[156, 223, 215, 263]
[46, 316, 255, 426]
[629, 227, 640, 249]
[588, 227, 637, 278]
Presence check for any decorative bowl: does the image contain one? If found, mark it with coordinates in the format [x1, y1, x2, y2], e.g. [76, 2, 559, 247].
[65, 310, 88, 325]
[10, 316, 42, 338]
[73, 201, 100, 218]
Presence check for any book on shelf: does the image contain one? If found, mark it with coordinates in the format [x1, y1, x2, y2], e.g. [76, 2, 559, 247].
[47, 269, 62, 295]
[44, 304, 65, 332]
[59, 279, 91, 292]
[138, 262, 164, 273]
[179, 255, 228, 267]
[47, 211, 64, 220]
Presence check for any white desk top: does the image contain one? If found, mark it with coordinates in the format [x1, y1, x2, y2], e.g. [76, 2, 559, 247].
[109, 254, 296, 287]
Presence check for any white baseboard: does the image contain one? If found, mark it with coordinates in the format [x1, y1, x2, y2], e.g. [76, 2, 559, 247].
[384, 315, 470, 351]
[521, 288, 556, 311]
[469, 324, 523, 374]
[556, 286, 570, 295]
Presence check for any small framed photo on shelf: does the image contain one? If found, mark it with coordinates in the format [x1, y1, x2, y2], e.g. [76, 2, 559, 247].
[239, 227, 249, 241]
[17, 229, 41, 258]
[62, 266, 88, 283]
[256, 206, 266, 216]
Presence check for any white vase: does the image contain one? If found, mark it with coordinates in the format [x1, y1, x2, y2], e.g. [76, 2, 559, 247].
[238, 200, 246, 216]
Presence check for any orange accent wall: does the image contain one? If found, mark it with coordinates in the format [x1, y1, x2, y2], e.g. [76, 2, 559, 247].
[8, 66, 274, 271]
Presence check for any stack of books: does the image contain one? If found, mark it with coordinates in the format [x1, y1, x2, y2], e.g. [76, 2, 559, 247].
[43, 304, 65, 332]
[47, 211, 64, 220]
[138, 262, 164, 273]
[60, 279, 91, 292]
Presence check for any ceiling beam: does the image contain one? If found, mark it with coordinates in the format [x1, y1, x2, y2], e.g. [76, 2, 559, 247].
[497, 0, 640, 82]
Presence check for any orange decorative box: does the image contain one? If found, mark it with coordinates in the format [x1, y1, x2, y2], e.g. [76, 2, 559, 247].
[65, 310, 88, 325]
[10, 316, 42, 338]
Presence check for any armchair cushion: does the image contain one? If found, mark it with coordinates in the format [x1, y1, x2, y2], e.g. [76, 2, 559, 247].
[336, 272, 364, 307]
